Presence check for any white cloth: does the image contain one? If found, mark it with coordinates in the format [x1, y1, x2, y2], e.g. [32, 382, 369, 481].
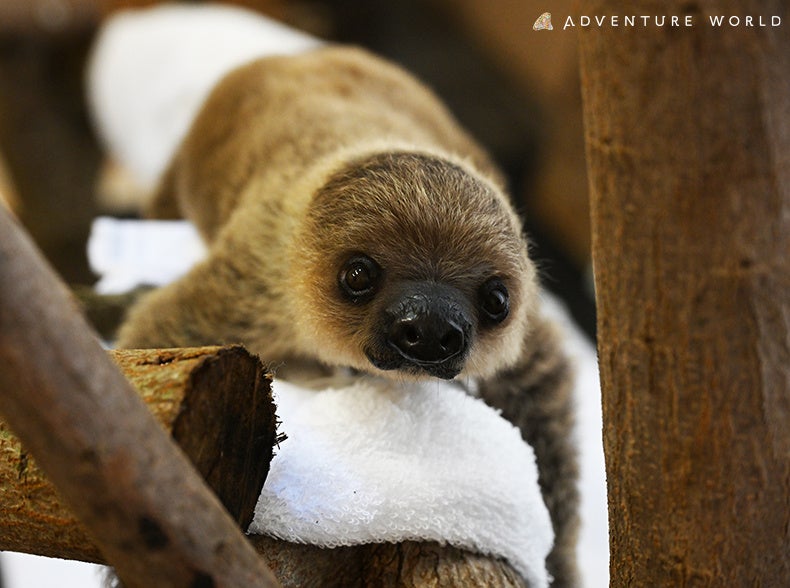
[87, 217, 206, 294]
[250, 377, 554, 588]
[86, 3, 322, 190]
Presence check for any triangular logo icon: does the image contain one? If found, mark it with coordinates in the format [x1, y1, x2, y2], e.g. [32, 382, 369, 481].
[533, 12, 553, 31]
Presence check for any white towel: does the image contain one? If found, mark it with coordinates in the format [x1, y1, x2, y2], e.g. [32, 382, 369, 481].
[86, 3, 322, 191]
[249, 377, 554, 588]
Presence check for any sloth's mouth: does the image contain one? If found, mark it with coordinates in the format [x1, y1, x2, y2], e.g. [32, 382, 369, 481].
[365, 348, 463, 380]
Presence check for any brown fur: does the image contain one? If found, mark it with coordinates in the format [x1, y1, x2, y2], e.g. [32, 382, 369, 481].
[117, 47, 578, 586]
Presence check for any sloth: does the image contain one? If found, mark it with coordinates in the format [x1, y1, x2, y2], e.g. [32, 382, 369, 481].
[116, 46, 578, 586]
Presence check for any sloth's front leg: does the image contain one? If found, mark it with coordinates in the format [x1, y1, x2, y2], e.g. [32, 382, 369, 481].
[116, 247, 270, 353]
[478, 315, 580, 588]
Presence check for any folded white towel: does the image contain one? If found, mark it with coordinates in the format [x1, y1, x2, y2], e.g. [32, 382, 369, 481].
[87, 3, 322, 191]
[249, 377, 554, 588]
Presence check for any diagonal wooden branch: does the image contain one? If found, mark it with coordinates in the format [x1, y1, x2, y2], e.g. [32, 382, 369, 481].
[0, 206, 280, 588]
[0, 345, 277, 563]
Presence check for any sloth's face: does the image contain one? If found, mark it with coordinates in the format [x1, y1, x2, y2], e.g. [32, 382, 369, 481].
[334, 254, 511, 379]
[292, 152, 538, 380]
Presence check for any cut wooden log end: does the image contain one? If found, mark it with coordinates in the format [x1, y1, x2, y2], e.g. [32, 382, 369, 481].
[114, 345, 277, 530]
[0, 345, 276, 561]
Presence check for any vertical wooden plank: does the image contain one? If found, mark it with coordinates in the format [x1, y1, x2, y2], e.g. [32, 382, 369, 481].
[579, 1, 789, 585]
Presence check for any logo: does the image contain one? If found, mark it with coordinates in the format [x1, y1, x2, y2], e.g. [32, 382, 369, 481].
[532, 10, 782, 31]
[533, 12, 553, 31]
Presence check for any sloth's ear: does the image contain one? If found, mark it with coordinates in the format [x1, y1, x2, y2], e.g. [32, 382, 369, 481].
[477, 316, 579, 587]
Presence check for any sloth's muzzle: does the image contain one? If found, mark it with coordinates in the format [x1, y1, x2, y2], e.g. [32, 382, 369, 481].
[367, 281, 473, 380]
[387, 312, 465, 365]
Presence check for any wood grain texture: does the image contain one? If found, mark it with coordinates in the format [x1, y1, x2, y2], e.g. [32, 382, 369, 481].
[249, 537, 528, 588]
[579, 1, 790, 585]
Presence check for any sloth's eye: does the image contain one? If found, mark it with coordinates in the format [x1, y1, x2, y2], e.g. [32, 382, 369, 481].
[339, 255, 380, 300]
[479, 278, 509, 324]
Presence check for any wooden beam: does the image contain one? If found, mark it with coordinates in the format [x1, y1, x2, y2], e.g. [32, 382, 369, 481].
[579, 1, 789, 585]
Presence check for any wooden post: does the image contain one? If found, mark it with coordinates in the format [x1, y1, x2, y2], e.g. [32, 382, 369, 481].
[0, 206, 280, 588]
[579, 1, 789, 585]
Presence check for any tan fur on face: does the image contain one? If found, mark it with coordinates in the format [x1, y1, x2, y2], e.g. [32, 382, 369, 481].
[291, 150, 538, 379]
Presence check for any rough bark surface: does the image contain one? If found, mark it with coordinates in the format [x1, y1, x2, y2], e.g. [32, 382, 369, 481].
[0, 34, 100, 283]
[0, 207, 280, 587]
[0, 346, 276, 562]
[579, 1, 790, 585]
[248, 537, 528, 588]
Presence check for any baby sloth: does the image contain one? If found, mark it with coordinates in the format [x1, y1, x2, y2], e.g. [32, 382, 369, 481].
[117, 47, 578, 586]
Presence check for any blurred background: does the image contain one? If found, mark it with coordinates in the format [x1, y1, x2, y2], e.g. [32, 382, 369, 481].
[0, 0, 598, 586]
[0, 0, 594, 335]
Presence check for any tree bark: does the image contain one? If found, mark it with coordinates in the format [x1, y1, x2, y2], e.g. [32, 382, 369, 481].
[579, 1, 790, 585]
[0, 207, 280, 588]
[0, 345, 277, 563]
[248, 537, 527, 588]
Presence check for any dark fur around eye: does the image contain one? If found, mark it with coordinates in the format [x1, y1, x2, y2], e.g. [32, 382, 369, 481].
[479, 277, 509, 324]
[338, 255, 381, 302]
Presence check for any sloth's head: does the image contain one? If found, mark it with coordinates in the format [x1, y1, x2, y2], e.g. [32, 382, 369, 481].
[291, 151, 538, 380]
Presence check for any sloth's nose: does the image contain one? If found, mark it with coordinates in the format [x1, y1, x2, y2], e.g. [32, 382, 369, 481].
[388, 314, 466, 364]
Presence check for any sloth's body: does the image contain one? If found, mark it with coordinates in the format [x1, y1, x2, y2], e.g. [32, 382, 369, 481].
[117, 47, 578, 586]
